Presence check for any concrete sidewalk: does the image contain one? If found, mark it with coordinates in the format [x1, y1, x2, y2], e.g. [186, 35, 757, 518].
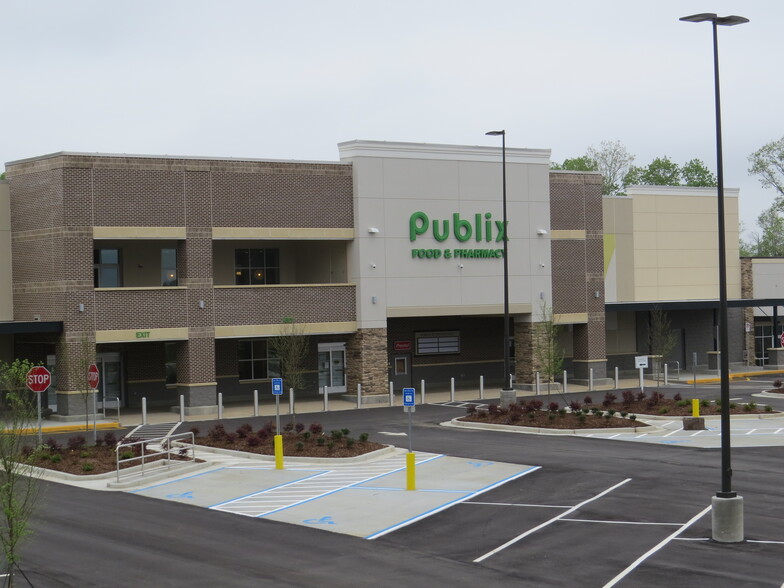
[28, 367, 782, 434]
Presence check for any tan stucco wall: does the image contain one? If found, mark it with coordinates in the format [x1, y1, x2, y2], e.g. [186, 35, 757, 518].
[604, 186, 741, 303]
[0, 181, 12, 321]
[751, 258, 784, 317]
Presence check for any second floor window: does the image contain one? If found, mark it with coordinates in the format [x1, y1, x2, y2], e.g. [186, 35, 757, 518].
[235, 248, 280, 285]
[161, 248, 178, 286]
[94, 249, 122, 288]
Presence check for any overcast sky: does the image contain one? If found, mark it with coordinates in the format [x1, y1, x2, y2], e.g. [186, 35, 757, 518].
[2, 1, 781, 236]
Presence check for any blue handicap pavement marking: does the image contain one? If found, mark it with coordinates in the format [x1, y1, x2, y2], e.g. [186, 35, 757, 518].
[303, 516, 336, 525]
[166, 491, 194, 499]
[466, 461, 495, 468]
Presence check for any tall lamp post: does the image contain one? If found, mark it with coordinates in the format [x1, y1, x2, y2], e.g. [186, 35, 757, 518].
[680, 12, 748, 543]
[486, 130, 515, 406]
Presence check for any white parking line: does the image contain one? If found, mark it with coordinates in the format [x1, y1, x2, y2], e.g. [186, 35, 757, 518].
[663, 427, 683, 437]
[602, 504, 712, 588]
[746, 429, 758, 435]
[473, 478, 632, 563]
[560, 518, 682, 526]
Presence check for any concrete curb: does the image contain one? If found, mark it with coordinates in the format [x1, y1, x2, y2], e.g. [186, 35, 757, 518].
[183, 443, 398, 465]
[752, 391, 784, 400]
[639, 411, 783, 421]
[30, 458, 210, 488]
[441, 417, 662, 436]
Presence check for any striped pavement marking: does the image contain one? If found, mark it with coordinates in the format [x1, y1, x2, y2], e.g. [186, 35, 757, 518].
[210, 452, 442, 518]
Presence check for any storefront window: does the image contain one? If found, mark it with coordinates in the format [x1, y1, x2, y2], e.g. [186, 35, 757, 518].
[234, 248, 280, 285]
[238, 339, 280, 380]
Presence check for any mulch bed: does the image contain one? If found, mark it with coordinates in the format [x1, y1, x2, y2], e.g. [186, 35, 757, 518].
[461, 410, 646, 429]
[191, 422, 385, 459]
[459, 391, 774, 431]
[23, 421, 385, 476]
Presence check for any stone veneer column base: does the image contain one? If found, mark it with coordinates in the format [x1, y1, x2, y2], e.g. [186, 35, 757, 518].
[52, 390, 97, 420]
[572, 359, 608, 381]
[346, 328, 388, 397]
[171, 383, 217, 415]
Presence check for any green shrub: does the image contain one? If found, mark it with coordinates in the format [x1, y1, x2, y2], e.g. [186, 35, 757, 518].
[82, 463, 94, 472]
[629, 414, 637, 421]
[765, 405, 773, 413]
[577, 414, 586, 424]
[346, 438, 355, 448]
[49, 454, 62, 463]
[729, 403, 737, 409]
[659, 407, 669, 414]
[120, 451, 134, 460]
[296, 442, 305, 452]
[676, 400, 689, 407]
[359, 433, 369, 442]
[700, 399, 710, 407]
[302, 431, 311, 440]
[316, 438, 325, 446]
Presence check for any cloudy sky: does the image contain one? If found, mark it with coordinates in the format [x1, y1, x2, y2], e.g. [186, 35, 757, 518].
[2, 1, 781, 235]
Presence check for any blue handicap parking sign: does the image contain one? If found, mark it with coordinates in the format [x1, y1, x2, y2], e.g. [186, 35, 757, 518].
[403, 387, 415, 407]
[271, 377, 283, 395]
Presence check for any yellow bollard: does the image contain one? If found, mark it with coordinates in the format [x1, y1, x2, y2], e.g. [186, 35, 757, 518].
[274, 434, 284, 470]
[406, 452, 416, 490]
[692, 398, 700, 418]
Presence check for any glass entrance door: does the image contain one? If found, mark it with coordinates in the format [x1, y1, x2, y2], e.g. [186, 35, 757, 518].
[318, 343, 346, 393]
[97, 352, 123, 410]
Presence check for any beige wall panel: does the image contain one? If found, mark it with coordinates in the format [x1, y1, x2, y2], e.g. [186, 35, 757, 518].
[0, 182, 11, 321]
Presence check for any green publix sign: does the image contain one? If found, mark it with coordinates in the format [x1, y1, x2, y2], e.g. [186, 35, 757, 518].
[409, 211, 506, 260]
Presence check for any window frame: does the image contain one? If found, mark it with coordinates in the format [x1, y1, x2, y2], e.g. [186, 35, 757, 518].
[93, 248, 122, 288]
[234, 248, 280, 286]
[414, 331, 460, 356]
[161, 248, 178, 287]
[237, 339, 281, 381]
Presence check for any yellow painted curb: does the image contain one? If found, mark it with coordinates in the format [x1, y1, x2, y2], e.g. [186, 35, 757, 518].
[13, 423, 123, 435]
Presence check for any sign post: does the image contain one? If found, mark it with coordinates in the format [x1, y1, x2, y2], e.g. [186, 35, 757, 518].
[635, 356, 649, 392]
[403, 387, 416, 490]
[88, 363, 99, 442]
[26, 366, 51, 445]
[271, 378, 284, 470]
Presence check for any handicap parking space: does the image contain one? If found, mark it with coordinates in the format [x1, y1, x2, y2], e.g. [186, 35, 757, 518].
[579, 416, 784, 448]
[130, 449, 538, 539]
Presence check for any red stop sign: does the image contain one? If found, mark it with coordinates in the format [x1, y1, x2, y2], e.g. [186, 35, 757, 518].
[26, 366, 52, 393]
[88, 364, 100, 389]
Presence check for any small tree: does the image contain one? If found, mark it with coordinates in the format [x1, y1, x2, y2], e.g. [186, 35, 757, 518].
[533, 303, 564, 394]
[268, 317, 310, 400]
[648, 307, 677, 389]
[0, 359, 45, 586]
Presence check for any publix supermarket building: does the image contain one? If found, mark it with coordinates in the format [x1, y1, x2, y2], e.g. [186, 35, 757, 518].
[0, 139, 779, 418]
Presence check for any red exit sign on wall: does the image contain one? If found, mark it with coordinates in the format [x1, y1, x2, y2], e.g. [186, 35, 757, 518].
[393, 341, 412, 352]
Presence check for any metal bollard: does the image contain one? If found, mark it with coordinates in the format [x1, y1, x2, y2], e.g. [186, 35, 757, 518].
[563, 370, 568, 395]
[450, 377, 455, 402]
[357, 383, 362, 409]
[179, 395, 185, 422]
[479, 375, 484, 400]
[324, 386, 329, 412]
[218, 392, 223, 420]
[536, 372, 541, 395]
[142, 396, 147, 425]
[589, 368, 594, 392]
[389, 381, 394, 406]
[253, 389, 259, 417]
[420, 379, 426, 404]
[289, 388, 295, 415]
[615, 366, 619, 389]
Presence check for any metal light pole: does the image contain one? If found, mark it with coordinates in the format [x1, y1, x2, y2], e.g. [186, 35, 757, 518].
[680, 12, 748, 543]
[486, 130, 515, 406]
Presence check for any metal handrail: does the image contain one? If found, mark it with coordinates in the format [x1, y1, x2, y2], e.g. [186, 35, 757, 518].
[665, 361, 680, 381]
[115, 432, 195, 483]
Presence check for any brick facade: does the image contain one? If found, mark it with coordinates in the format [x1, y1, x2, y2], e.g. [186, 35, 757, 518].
[549, 171, 607, 379]
[7, 153, 355, 415]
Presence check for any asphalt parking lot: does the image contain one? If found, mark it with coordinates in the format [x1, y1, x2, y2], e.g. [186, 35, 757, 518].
[18, 379, 784, 587]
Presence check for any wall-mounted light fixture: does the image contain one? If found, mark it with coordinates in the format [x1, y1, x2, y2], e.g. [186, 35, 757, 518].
[78, 303, 85, 312]
[198, 300, 205, 309]
[368, 227, 380, 234]
[537, 229, 548, 236]
[594, 291, 600, 298]
[371, 263, 376, 269]
[458, 264, 464, 269]
[371, 296, 377, 304]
